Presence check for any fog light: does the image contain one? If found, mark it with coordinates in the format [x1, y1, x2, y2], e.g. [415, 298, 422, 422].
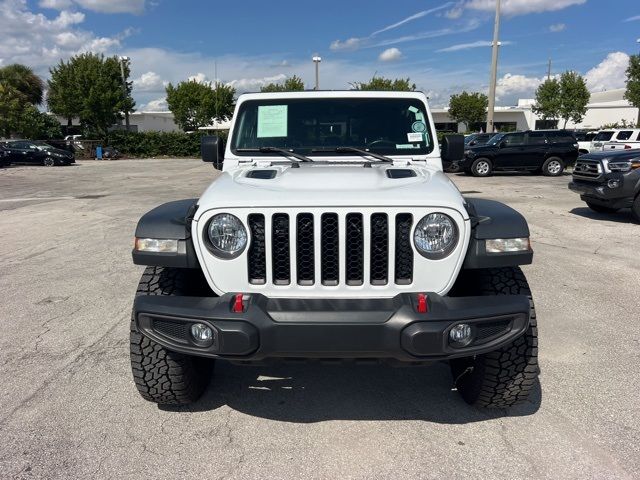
[607, 179, 620, 189]
[449, 324, 473, 347]
[191, 323, 214, 346]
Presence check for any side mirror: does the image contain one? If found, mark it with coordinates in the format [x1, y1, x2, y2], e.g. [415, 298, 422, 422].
[469, 140, 477, 146]
[441, 134, 465, 162]
[201, 136, 224, 170]
[499, 141, 507, 149]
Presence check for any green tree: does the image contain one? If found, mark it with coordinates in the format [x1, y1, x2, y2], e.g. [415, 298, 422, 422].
[261, 75, 305, 92]
[0, 64, 45, 105]
[532, 78, 562, 121]
[352, 76, 416, 91]
[624, 54, 640, 127]
[448, 91, 488, 132]
[46, 53, 135, 138]
[0, 83, 24, 137]
[166, 80, 235, 132]
[18, 106, 63, 139]
[558, 71, 590, 128]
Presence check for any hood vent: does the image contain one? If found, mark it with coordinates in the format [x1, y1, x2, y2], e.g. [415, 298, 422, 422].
[386, 169, 417, 179]
[246, 170, 277, 179]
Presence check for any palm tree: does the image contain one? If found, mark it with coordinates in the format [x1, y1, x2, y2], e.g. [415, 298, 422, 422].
[0, 64, 45, 105]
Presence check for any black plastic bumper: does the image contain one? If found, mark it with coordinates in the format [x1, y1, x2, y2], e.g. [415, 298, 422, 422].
[133, 293, 531, 362]
[569, 179, 635, 209]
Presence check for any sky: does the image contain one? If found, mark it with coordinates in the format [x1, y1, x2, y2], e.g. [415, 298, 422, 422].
[1, 0, 640, 110]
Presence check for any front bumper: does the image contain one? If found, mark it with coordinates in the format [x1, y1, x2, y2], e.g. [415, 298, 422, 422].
[569, 178, 634, 209]
[133, 293, 531, 362]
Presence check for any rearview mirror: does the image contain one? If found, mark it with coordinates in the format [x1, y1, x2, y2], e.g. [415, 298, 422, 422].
[441, 134, 465, 162]
[201, 136, 224, 170]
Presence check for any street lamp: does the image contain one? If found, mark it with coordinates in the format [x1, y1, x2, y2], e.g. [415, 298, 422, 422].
[119, 56, 130, 132]
[486, 0, 501, 134]
[312, 56, 322, 90]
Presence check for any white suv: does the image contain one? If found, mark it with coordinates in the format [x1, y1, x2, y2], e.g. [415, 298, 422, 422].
[129, 91, 539, 409]
[591, 129, 640, 152]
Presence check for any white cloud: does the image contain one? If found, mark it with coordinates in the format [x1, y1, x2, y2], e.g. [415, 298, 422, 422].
[437, 40, 512, 52]
[371, 3, 453, 36]
[378, 47, 402, 62]
[495, 73, 545, 103]
[624, 15, 640, 22]
[465, 0, 586, 16]
[226, 74, 288, 92]
[40, 0, 145, 14]
[331, 3, 455, 52]
[444, 7, 463, 19]
[549, 23, 566, 32]
[188, 72, 210, 84]
[585, 52, 630, 92]
[134, 71, 166, 92]
[142, 97, 168, 111]
[330, 37, 363, 51]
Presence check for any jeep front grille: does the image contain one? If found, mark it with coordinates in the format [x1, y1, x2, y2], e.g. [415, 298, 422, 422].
[247, 212, 414, 287]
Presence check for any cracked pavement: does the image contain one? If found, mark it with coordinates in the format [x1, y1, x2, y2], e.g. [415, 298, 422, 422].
[0, 159, 638, 479]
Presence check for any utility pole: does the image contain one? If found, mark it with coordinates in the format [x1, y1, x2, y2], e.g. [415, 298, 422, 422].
[547, 58, 552, 80]
[486, 0, 501, 134]
[312, 56, 322, 90]
[119, 56, 130, 132]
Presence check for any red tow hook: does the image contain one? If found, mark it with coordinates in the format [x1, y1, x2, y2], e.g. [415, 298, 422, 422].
[417, 293, 428, 313]
[232, 293, 244, 313]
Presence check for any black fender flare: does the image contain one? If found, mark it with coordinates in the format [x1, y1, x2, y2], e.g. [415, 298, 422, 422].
[132, 199, 200, 268]
[463, 198, 533, 269]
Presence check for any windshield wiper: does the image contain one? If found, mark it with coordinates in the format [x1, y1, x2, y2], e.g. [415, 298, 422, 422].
[236, 147, 313, 163]
[312, 147, 393, 163]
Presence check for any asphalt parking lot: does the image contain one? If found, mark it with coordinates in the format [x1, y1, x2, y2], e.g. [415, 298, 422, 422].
[1, 159, 639, 479]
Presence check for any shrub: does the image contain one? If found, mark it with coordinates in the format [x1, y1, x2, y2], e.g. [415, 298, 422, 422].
[108, 130, 228, 158]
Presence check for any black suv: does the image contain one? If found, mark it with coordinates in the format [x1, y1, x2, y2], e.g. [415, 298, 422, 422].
[569, 149, 640, 222]
[1, 140, 75, 166]
[459, 130, 579, 177]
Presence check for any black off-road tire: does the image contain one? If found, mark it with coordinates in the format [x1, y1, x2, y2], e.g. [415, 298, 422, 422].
[542, 157, 564, 176]
[470, 158, 492, 177]
[631, 195, 640, 223]
[449, 267, 539, 408]
[130, 266, 214, 405]
[586, 202, 619, 214]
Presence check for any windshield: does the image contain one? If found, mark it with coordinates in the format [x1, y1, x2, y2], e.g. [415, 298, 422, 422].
[231, 98, 434, 157]
[32, 141, 54, 150]
[487, 133, 505, 145]
[594, 131, 614, 141]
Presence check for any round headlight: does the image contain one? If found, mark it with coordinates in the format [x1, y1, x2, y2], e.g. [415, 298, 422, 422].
[414, 213, 458, 259]
[206, 213, 247, 259]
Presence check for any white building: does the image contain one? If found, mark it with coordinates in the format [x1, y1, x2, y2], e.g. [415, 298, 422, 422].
[431, 88, 639, 133]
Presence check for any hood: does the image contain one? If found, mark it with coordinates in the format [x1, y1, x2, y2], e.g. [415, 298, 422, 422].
[467, 144, 497, 153]
[46, 147, 73, 157]
[580, 149, 640, 161]
[195, 163, 467, 220]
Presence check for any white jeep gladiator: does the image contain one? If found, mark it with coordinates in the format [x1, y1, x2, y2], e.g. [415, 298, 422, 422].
[130, 90, 538, 408]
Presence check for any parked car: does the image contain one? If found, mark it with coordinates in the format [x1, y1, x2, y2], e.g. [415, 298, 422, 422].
[573, 130, 598, 155]
[460, 130, 579, 177]
[0, 144, 9, 168]
[129, 90, 539, 409]
[590, 129, 640, 152]
[569, 149, 640, 222]
[464, 133, 494, 147]
[1, 140, 75, 166]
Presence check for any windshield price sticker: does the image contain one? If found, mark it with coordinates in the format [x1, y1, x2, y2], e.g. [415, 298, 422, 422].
[257, 105, 288, 138]
[407, 132, 423, 142]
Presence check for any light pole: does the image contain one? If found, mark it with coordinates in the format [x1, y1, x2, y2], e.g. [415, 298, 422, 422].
[119, 56, 131, 132]
[312, 56, 322, 90]
[486, 0, 501, 134]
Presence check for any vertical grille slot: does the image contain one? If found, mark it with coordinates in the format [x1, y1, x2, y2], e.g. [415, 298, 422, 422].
[271, 213, 290, 285]
[370, 213, 389, 285]
[321, 213, 339, 285]
[345, 213, 364, 286]
[247, 214, 266, 285]
[395, 214, 414, 285]
[296, 213, 315, 285]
